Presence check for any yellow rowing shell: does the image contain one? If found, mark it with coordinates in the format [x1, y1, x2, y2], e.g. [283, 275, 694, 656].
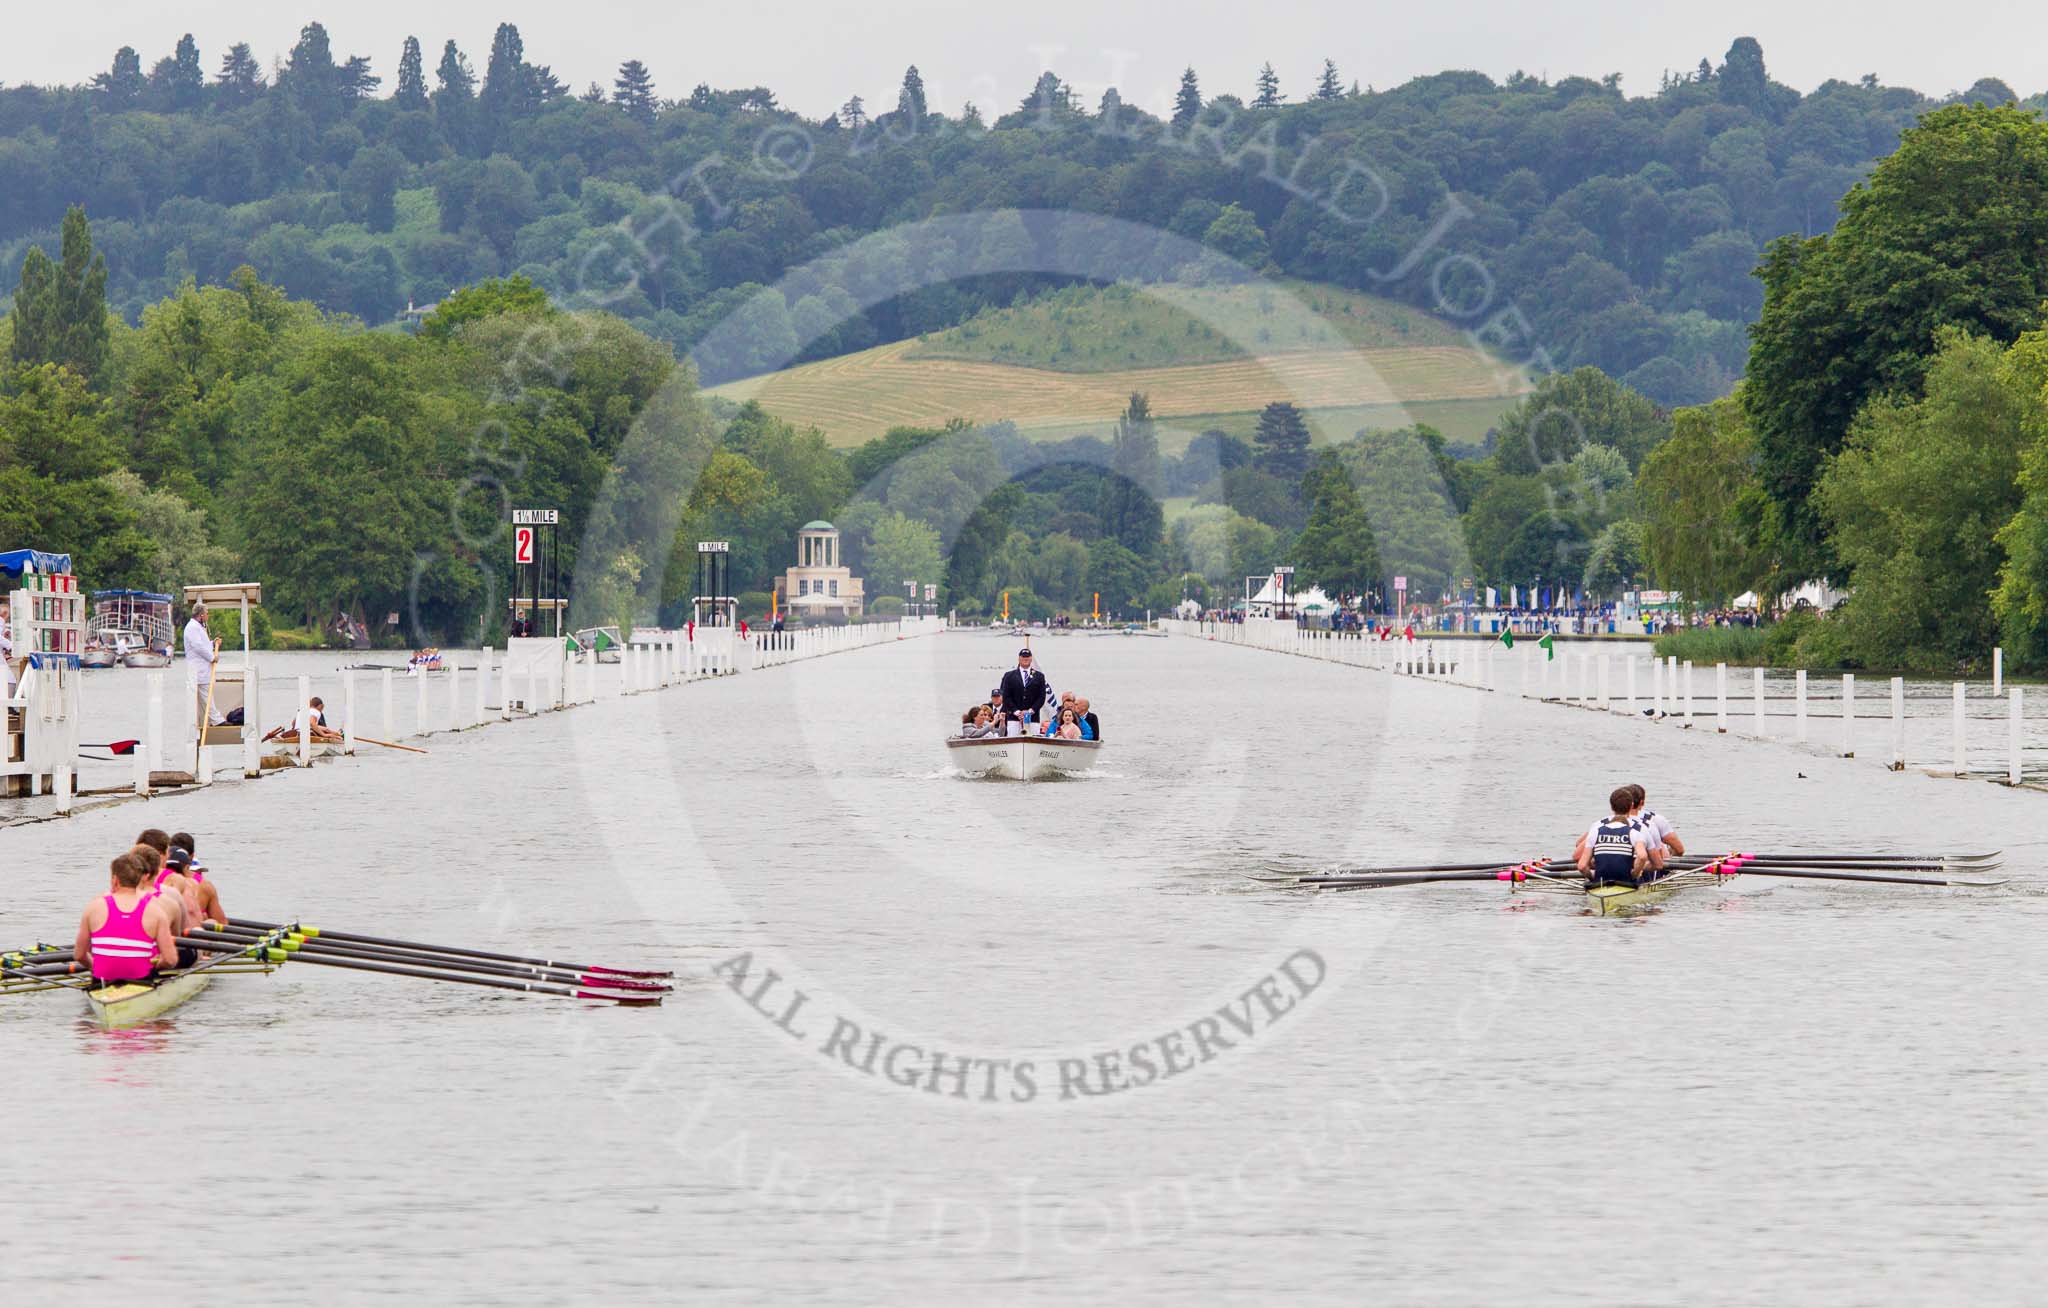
[1585, 880, 1680, 916]
[84, 970, 213, 1028]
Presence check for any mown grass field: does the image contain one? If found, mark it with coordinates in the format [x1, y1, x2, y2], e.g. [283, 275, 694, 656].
[708, 279, 1529, 449]
[905, 279, 1475, 371]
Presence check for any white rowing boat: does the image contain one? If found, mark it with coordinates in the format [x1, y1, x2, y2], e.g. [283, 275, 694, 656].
[945, 735, 1102, 781]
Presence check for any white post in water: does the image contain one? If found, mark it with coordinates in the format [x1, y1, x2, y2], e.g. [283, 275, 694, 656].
[1626, 657, 1637, 716]
[1683, 661, 1695, 723]
[382, 669, 395, 743]
[243, 673, 262, 778]
[1715, 663, 1728, 733]
[448, 661, 462, 731]
[54, 765, 71, 815]
[344, 670, 357, 754]
[1754, 668, 1767, 737]
[1795, 670, 1809, 743]
[297, 673, 311, 766]
[477, 648, 492, 722]
[1599, 654, 1611, 711]
[414, 666, 428, 737]
[1840, 673, 1855, 757]
[1890, 677, 1905, 770]
[2010, 689, 2024, 786]
[133, 738, 150, 797]
[146, 670, 164, 776]
[1954, 682, 1968, 776]
[1994, 647, 2003, 695]
[1651, 656, 1663, 717]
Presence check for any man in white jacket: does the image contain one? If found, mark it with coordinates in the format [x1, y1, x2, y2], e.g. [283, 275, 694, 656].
[183, 603, 221, 735]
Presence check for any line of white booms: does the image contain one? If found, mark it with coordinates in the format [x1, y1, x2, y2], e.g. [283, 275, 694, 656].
[1158, 619, 2033, 787]
[19, 617, 946, 814]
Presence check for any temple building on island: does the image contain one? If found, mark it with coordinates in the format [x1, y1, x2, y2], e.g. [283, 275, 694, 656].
[780, 521, 864, 619]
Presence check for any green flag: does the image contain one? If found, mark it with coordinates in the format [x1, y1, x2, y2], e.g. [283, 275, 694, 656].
[1498, 628, 1515, 649]
[1538, 632, 1554, 661]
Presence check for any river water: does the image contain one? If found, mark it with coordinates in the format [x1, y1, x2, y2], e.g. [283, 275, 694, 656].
[4, 630, 2045, 1304]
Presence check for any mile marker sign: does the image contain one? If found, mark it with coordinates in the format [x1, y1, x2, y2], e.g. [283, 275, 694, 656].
[514, 526, 536, 564]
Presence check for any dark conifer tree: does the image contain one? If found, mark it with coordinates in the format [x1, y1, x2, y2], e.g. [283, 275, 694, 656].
[1314, 58, 1342, 100]
[160, 35, 205, 110]
[394, 37, 429, 110]
[613, 60, 657, 123]
[340, 55, 381, 104]
[1252, 401, 1311, 484]
[898, 65, 927, 119]
[435, 41, 475, 99]
[216, 43, 264, 103]
[1172, 67, 1202, 127]
[480, 23, 533, 124]
[93, 47, 145, 110]
[10, 206, 110, 386]
[1252, 62, 1283, 108]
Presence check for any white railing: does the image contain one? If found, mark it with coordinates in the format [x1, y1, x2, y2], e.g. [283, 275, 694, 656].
[747, 616, 945, 669]
[1159, 618, 1482, 685]
[1161, 619, 2041, 788]
[22, 618, 950, 818]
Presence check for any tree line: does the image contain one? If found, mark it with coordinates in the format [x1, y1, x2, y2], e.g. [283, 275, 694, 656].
[1, 25, 2017, 403]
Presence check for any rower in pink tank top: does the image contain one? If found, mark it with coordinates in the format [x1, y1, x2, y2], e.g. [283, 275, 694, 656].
[90, 894, 162, 982]
[153, 868, 203, 933]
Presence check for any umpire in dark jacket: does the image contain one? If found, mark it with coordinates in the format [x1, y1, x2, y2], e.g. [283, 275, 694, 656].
[999, 648, 1051, 722]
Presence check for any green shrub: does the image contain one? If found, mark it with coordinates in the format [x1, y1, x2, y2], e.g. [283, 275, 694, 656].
[1653, 611, 1864, 670]
[206, 605, 275, 651]
[1650, 625, 1769, 665]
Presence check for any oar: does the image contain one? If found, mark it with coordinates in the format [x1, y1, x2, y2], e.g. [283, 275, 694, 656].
[186, 938, 661, 1004]
[1289, 850, 2004, 879]
[1671, 852, 2002, 867]
[1694, 864, 2010, 888]
[79, 740, 142, 756]
[2, 943, 72, 967]
[1267, 856, 1559, 877]
[198, 925, 670, 992]
[352, 736, 428, 754]
[1316, 866, 1584, 891]
[230, 918, 671, 979]
[0, 959, 90, 991]
[1676, 857, 1999, 874]
[1293, 859, 1576, 882]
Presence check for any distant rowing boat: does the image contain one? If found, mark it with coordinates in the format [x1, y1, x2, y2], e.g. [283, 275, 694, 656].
[1259, 852, 2007, 914]
[946, 735, 1102, 781]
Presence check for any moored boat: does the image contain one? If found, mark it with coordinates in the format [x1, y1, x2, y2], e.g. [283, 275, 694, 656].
[89, 591, 174, 668]
[946, 735, 1102, 781]
[80, 644, 118, 668]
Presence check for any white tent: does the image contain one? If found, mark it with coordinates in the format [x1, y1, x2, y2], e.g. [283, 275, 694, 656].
[1245, 579, 1334, 617]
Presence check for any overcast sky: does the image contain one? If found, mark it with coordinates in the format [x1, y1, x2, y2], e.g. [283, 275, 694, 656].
[8, 1, 2042, 118]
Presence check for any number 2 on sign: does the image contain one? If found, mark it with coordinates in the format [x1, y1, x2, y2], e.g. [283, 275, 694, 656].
[514, 525, 535, 564]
